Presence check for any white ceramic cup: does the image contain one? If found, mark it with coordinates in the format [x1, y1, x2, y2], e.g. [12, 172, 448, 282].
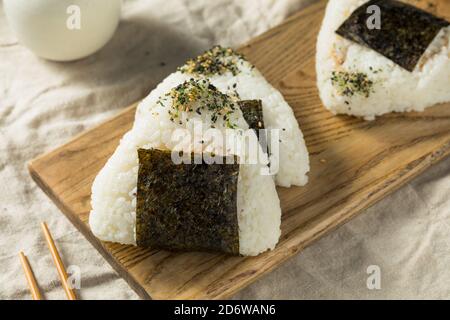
[4, 0, 122, 61]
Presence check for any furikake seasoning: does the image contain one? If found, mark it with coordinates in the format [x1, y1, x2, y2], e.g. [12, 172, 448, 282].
[136, 148, 240, 255]
[331, 71, 374, 98]
[157, 78, 239, 128]
[336, 0, 449, 72]
[178, 45, 249, 76]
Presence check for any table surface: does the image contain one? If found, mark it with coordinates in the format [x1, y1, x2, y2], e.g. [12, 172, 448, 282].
[1, 0, 449, 299]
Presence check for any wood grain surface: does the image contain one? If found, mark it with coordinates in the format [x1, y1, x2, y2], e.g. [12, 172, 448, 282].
[28, 0, 450, 299]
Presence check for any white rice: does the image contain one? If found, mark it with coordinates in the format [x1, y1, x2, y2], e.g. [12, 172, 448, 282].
[90, 79, 282, 256]
[316, 0, 450, 120]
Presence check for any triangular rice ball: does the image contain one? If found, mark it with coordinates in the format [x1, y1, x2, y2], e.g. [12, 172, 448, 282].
[316, 0, 450, 120]
[90, 79, 281, 256]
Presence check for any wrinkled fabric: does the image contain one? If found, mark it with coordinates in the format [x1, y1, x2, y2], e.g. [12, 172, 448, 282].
[0, 0, 448, 300]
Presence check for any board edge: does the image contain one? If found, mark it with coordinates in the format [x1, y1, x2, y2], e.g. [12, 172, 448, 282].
[28, 161, 153, 300]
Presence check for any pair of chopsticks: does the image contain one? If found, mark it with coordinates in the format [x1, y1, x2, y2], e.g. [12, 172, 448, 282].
[19, 222, 77, 300]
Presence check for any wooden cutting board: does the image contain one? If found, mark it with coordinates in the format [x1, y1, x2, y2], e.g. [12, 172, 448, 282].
[29, 0, 450, 299]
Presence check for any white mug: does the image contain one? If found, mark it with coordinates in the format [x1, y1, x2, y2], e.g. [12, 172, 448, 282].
[3, 0, 122, 61]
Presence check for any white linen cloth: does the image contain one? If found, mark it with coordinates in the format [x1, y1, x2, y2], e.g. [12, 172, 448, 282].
[0, 0, 448, 299]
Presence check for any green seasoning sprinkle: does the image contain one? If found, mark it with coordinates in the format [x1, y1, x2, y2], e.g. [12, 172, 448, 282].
[369, 66, 383, 74]
[331, 71, 374, 98]
[178, 45, 249, 76]
[158, 78, 238, 128]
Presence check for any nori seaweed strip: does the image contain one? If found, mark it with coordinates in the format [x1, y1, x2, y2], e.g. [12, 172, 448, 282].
[336, 0, 449, 72]
[239, 100, 265, 135]
[239, 99, 268, 155]
[136, 148, 240, 255]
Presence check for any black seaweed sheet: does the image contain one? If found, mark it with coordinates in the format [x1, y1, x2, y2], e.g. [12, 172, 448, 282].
[239, 100, 268, 154]
[239, 99, 270, 157]
[336, 0, 449, 72]
[136, 148, 240, 255]
[239, 100, 265, 135]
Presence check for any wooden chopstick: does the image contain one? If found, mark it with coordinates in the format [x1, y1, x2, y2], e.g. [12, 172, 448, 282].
[19, 251, 43, 300]
[41, 222, 77, 300]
